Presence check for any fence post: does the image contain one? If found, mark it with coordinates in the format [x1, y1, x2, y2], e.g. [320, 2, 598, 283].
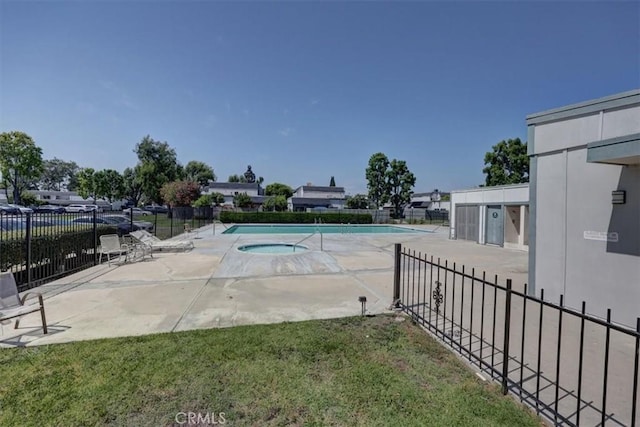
[393, 243, 401, 308]
[501, 278, 513, 395]
[631, 317, 639, 427]
[25, 213, 32, 285]
[93, 210, 98, 265]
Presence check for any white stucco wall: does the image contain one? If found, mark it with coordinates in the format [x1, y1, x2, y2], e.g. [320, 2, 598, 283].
[296, 188, 345, 198]
[204, 186, 260, 197]
[529, 92, 640, 327]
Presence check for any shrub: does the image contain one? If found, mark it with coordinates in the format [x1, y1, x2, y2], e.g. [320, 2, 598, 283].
[233, 192, 253, 208]
[220, 211, 373, 224]
[0, 226, 117, 273]
[193, 193, 226, 208]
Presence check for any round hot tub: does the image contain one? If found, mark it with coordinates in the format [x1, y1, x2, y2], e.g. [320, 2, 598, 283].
[237, 243, 308, 254]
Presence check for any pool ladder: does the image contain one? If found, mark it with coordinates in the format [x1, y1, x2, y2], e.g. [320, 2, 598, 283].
[212, 220, 228, 234]
[294, 220, 323, 252]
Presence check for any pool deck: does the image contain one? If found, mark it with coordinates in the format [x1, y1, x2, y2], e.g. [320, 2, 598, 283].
[1, 224, 528, 347]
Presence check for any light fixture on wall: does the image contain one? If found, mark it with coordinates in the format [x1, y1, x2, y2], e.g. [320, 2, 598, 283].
[612, 190, 626, 204]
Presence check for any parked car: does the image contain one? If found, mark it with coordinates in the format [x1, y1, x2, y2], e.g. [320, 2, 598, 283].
[0, 217, 54, 231]
[0, 204, 20, 215]
[122, 207, 152, 216]
[66, 204, 102, 213]
[34, 204, 66, 214]
[71, 216, 114, 225]
[103, 215, 154, 232]
[7, 204, 33, 214]
[143, 205, 169, 214]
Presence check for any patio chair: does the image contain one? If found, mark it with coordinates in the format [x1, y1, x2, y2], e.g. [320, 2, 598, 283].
[0, 271, 48, 334]
[130, 230, 194, 252]
[183, 223, 199, 238]
[99, 234, 131, 266]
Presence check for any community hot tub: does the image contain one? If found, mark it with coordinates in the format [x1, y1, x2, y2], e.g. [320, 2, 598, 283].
[237, 243, 309, 254]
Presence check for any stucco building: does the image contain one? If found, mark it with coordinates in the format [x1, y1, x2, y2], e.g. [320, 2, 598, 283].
[450, 184, 529, 251]
[527, 89, 639, 326]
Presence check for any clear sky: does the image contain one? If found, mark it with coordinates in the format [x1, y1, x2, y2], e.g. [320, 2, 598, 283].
[1, 1, 638, 195]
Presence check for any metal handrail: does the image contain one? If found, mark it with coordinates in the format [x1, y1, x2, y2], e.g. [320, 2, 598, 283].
[293, 232, 316, 251]
[212, 219, 229, 235]
[293, 228, 324, 252]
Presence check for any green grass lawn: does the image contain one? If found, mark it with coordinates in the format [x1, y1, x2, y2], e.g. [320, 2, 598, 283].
[0, 316, 540, 426]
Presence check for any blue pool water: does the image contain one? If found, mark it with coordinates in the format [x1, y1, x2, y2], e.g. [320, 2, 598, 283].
[238, 243, 308, 254]
[223, 224, 426, 234]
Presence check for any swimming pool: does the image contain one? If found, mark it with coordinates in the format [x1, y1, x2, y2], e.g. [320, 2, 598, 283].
[222, 224, 426, 234]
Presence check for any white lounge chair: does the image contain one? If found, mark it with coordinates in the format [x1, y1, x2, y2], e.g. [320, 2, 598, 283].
[99, 234, 131, 266]
[0, 271, 48, 334]
[130, 230, 194, 252]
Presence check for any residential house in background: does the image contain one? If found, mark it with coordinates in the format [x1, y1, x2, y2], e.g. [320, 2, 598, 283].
[408, 190, 451, 211]
[288, 185, 346, 211]
[0, 190, 111, 210]
[202, 182, 267, 207]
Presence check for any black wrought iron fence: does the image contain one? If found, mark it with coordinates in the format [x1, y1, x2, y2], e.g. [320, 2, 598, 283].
[0, 208, 217, 291]
[392, 244, 639, 427]
[0, 211, 116, 291]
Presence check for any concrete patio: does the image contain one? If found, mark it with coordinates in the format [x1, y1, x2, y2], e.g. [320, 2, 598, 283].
[0, 224, 528, 347]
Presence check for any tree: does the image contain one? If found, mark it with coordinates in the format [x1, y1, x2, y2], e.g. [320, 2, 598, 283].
[134, 135, 182, 204]
[0, 131, 44, 205]
[233, 192, 253, 208]
[76, 168, 98, 202]
[94, 169, 125, 203]
[228, 174, 247, 183]
[160, 181, 201, 207]
[244, 165, 256, 183]
[365, 152, 390, 208]
[483, 138, 529, 186]
[346, 194, 369, 209]
[184, 161, 216, 186]
[123, 166, 144, 207]
[193, 192, 225, 207]
[39, 158, 79, 191]
[257, 176, 264, 185]
[263, 195, 288, 211]
[329, 176, 336, 187]
[265, 182, 294, 198]
[386, 159, 416, 218]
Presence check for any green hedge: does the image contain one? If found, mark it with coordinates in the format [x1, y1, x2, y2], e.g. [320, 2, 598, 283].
[0, 226, 117, 272]
[220, 211, 373, 224]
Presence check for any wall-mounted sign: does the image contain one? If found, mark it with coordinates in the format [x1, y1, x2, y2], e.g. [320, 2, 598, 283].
[584, 231, 619, 242]
[492, 212, 498, 218]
